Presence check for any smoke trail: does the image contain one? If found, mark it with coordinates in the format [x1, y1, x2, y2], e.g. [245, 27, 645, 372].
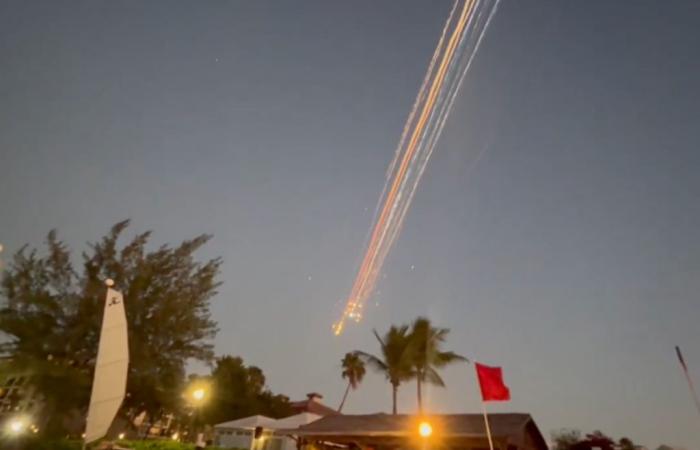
[334, 0, 500, 335]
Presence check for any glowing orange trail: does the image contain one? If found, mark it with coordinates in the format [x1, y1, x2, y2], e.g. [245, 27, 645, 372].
[348, 0, 473, 313]
[334, 0, 499, 335]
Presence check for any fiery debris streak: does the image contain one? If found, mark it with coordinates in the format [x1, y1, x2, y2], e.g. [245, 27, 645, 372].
[334, 0, 500, 335]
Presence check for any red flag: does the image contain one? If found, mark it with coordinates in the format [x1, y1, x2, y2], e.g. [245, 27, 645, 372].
[476, 363, 511, 402]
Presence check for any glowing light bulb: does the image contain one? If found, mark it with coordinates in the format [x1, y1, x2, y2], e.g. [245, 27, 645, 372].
[418, 421, 432, 438]
[193, 388, 205, 401]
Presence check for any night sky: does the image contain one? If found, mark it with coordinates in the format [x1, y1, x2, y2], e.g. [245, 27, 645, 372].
[2, 1, 700, 448]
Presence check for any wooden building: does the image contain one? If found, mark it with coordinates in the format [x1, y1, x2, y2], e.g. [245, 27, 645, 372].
[277, 413, 547, 450]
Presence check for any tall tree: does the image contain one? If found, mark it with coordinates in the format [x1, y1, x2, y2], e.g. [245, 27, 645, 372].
[0, 221, 221, 435]
[202, 355, 292, 425]
[357, 325, 415, 414]
[338, 352, 365, 412]
[409, 317, 467, 412]
[567, 431, 615, 450]
[618, 437, 635, 450]
[551, 429, 582, 450]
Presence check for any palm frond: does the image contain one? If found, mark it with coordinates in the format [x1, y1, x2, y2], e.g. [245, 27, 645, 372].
[432, 350, 468, 367]
[372, 329, 385, 347]
[355, 351, 388, 373]
[424, 366, 446, 387]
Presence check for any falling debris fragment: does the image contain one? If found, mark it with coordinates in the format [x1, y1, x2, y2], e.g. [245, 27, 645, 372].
[334, 0, 500, 335]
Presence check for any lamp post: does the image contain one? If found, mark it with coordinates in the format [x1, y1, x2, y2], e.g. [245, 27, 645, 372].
[186, 382, 210, 445]
[6, 416, 29, 450]
[417, 419, 433, 450]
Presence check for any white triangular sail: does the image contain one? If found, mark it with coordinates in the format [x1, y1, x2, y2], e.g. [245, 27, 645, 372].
[84, 287, 129, 444]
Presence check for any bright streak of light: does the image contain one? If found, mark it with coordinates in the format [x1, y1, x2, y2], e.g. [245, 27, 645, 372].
[334, 0, 500, 335]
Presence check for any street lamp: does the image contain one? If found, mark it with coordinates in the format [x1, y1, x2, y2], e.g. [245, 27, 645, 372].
[192, 388, 206, 402]
[186, 381, 211, 444]
[6, 416, 28, 435]
[9, 420, 25, 434]
[418, 421, 433, 438]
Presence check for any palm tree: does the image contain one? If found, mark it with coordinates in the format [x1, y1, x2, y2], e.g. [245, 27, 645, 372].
[356, 325, 415, 414]
[338, 352, 366, 412]
[410, 317, 468, 412]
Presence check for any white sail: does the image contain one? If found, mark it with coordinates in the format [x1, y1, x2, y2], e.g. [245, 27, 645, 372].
[84, 287, 129, 443]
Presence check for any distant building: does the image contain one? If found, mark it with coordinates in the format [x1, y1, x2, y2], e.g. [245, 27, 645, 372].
[278, 413, 548, 450]
[290, 393, 338, 417]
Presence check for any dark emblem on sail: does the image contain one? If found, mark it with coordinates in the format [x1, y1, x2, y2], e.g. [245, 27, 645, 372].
[108, 296, 120, 306]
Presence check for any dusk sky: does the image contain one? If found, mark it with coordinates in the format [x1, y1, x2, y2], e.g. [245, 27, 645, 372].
[2, 1, 700, 448]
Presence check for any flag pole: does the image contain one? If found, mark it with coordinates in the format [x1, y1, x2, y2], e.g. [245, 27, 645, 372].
[476, 366, 495, 450]
[481, 401, 495, 450]
[676, 346, 700, 417]
[474, 362, 510, 450]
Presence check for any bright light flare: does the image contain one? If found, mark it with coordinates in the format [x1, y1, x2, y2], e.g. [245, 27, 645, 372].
[419, 421, 433, 438]
[7, 417, 27, 434]
[192, 388, 205, 401]
[185, 380, 211, 406]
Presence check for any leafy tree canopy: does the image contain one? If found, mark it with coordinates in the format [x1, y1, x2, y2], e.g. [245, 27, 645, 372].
[0, 220, 221, 435]
[552, 429, 582, 450]
[202, 355, 292, 424]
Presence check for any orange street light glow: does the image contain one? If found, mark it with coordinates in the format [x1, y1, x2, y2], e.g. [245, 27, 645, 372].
[419, 421, 433, 438]
[192, 388, 206, 401]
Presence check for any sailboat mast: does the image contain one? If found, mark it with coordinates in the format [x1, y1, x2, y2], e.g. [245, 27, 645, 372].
[83, 279, 130, 447]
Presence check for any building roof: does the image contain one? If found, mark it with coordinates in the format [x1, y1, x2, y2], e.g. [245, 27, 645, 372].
[215, 413, 322, 431]
[290, 393, 339, 417]
[271, 413, 322, 429]
[276, 413, 548, 450]
[215, 415, 277, 430]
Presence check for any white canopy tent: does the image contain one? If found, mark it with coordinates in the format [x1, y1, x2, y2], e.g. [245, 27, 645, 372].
[214, 415, 277, 449]
[214, 413, 321, 450]
[217, 415, 278, 430]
